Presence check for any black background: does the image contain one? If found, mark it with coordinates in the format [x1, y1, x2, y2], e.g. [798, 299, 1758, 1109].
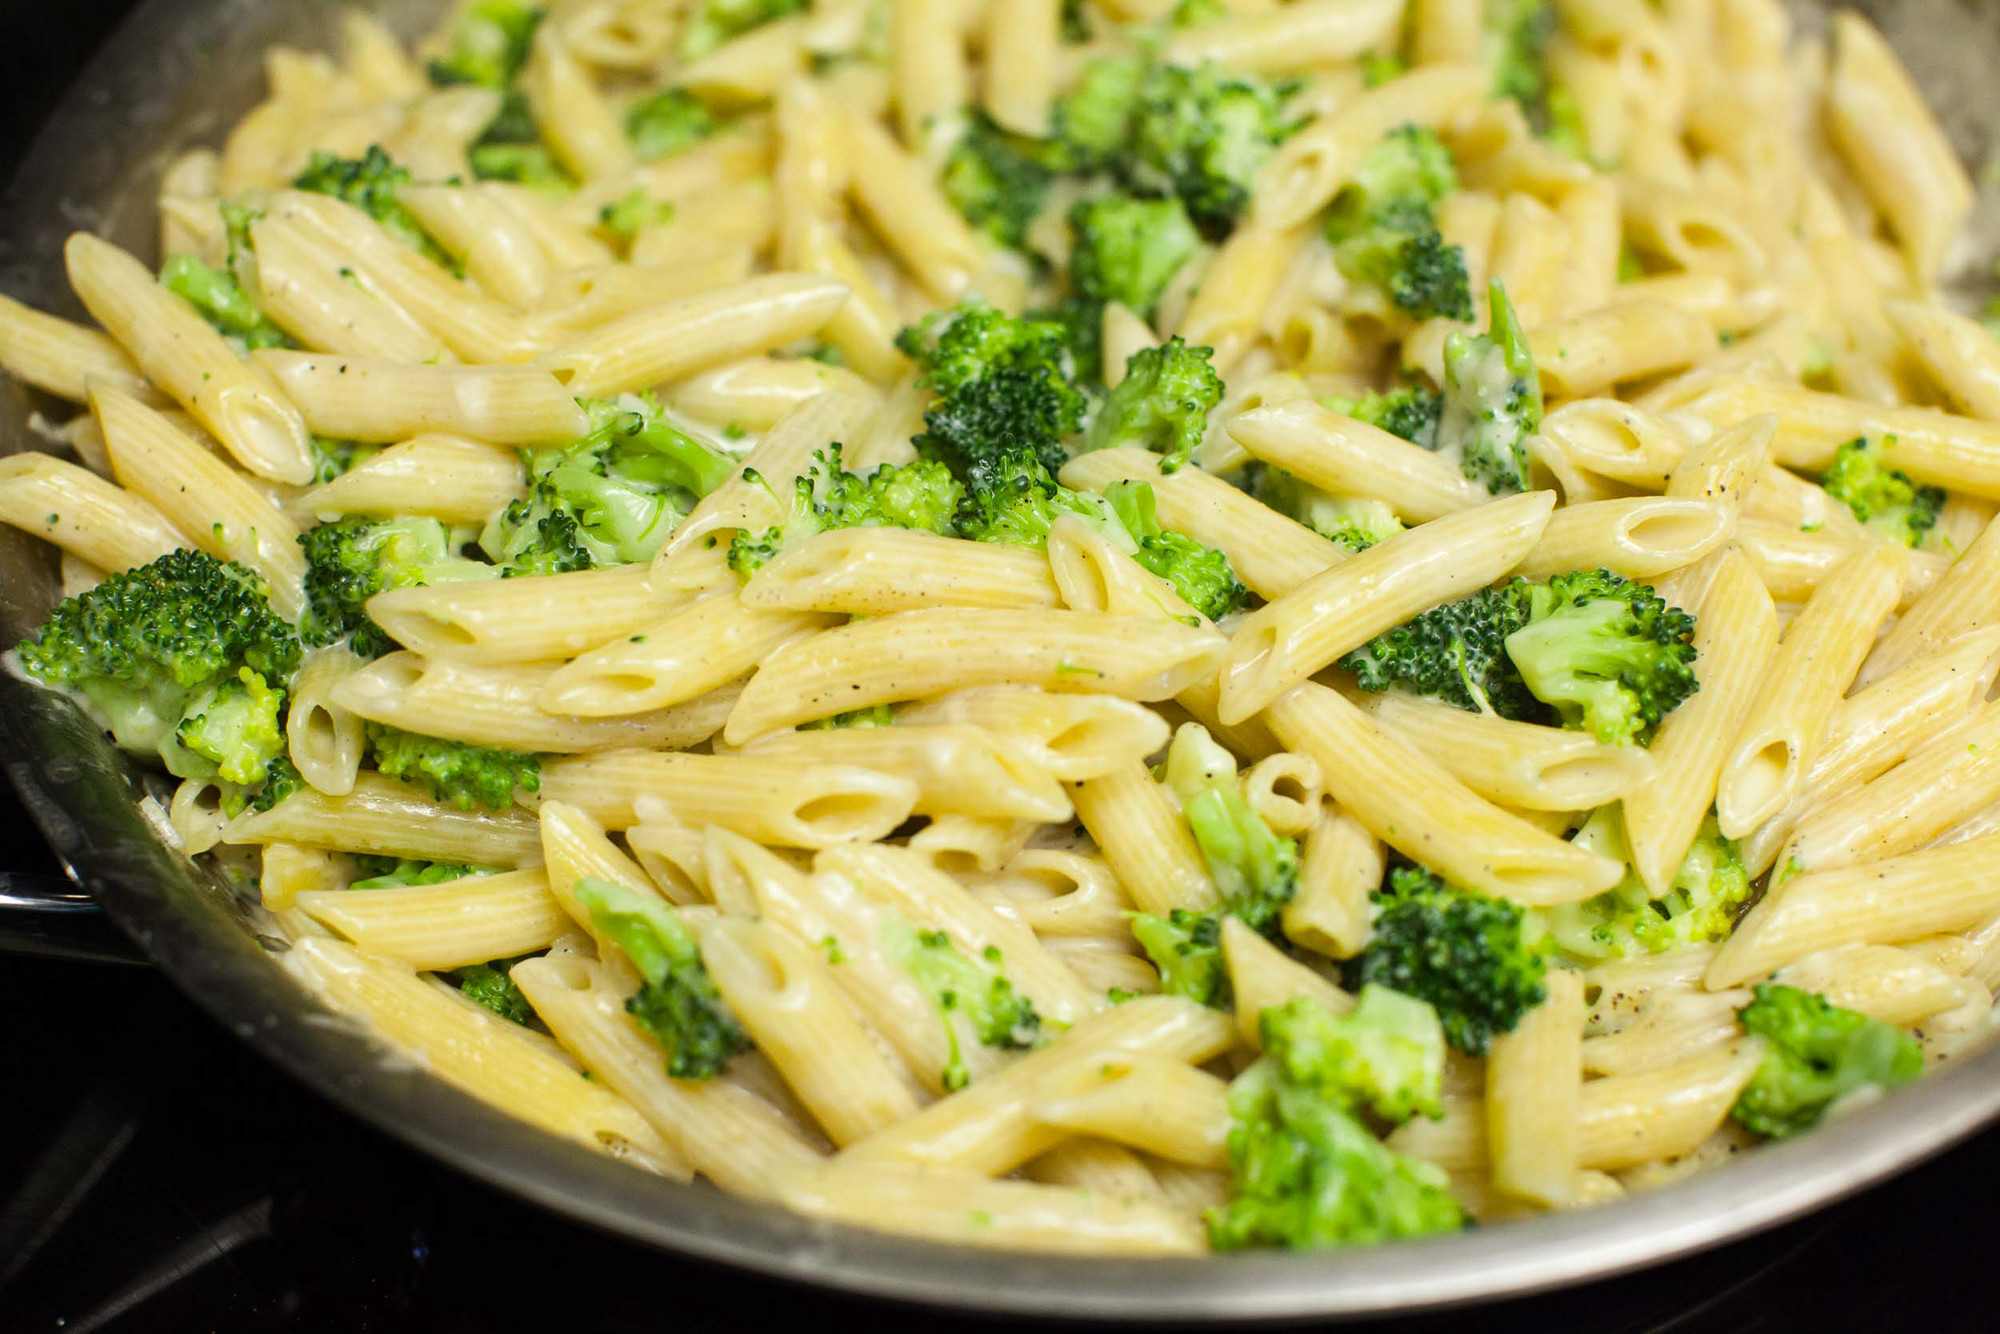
[2, 3, 1997, 1330]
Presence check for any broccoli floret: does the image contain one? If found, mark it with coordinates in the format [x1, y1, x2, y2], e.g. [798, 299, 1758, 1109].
[597, 190, 674, 242]
[575, 877, 752, 1078]
[292, 146, 452, 267]
[1818, 437, 1944, 549]
[469, 143, 570, 189]
[1341, 864, 1548, 1056]
[885, 919, 1042, 1091]
[1322, 383, 1443, 449]
[1731, 983, 1922, 1139]
[350, 856, 498, 889]
[1083, 337, 1224, 473]
[16, 550, 301, 785]
[1162, 723, 1299, 931]
[624, 88, 717, 162]
[1028, 295, 1108, 388]
[1360, 51, 1406, 87]
[1324, 126, 1470, 322]
[454, 958, 534, 1024]
[306, 436, 380, 485]
[1503, 569, 1699, 745]
[1437, 280, 1541, 493]
[898, 298, 1088, 480]
[427, 0, 543, 89]
[727, 444, 964, 576]
[942, 114, 1061, 251]
[680, 0, 808, 60]
[300, 517, 500, 658]
[1253, 467, 1405, 552]
[949, 449, 1245, 619]
[1208, 990, 1462, 1250]
[950, 450, 1111, 547]
[801, 703, 895, 729]
[1172, 0, 1225, 26]
[1536, 809, 1750, 960]
[168, 666, 287, 786]
[1131, 908, 1230, 1007]
[1340, 568, 1698, 743]
[1055, 54, 1149, 171]
[1067, 195, 1201, 321]
[1126, 61, 1301, 231]
[1104, 479, 1248, 619]
[159, 253, 291, 353]
[1485, 0, 1572, 139]
[1053, 56, 1299, 230]
[364, 721, 540, 811]
[480, 394, 735, 574]
[1134, 725, 1299, 1004]
[1339, 580, 1540, 716]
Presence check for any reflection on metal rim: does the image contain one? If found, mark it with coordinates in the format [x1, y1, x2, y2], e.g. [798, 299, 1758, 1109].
[4, 0, 2000, 1319]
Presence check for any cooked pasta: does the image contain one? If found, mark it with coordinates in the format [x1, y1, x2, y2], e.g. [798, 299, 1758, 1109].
[5, 0, 1994, 1261]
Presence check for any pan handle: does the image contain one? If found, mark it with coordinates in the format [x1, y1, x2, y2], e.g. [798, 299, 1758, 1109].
[0, 871, 147, 966]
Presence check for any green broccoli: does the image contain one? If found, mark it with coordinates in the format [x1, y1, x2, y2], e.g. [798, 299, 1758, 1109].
[469, 143, 570, 189]
[1321, 383, 1443, 449]
[624, 88, 717, 162]
[1340, 568, 1698, 744]
[1132, 725, 1300, 1005]
[1731, 983, 1922, 1139]
[1485, 0, 1569, 139]
[885, 918, 1042, 1090]
[15, 550, 301, 796]
[1818, 436, 1944, 549]
[1536, 809, 1750, 960]
[307, 437, 380, 485]
[1208, 990, 1462, 1249]
[1028, 295, 1108, 388]
[427, 0, 543, 90]
[1341, 864, 1548, 1055]
[1252, 466, 1405, 552]
[300, 516, 500, 658]
[427, 3, 570, 188]
[1130, 908, 1230, 1007]
[1324, 125, 1471, 322]
[480, 394, 735, 574]
[292, 146, 452, 267]
[159, 253, 291, 352]
[1054, 57, 1299, 230]
[942, 114, 1061, 250]
[1103, 479, 1248, 618]
[898, 298, 1088, 480]
[679, 0, 809, 60]
[1054, 54, 1150, 171]
[727, 444, 965, 576]
[364, 721, 540, 811]
[1082, 337, 1224, 473]
[801, 703, 895, 729]
[1437, 281, 1542, 493]
[597, 190, 674, 242]
[947, 448, 1246, 620]
[575, 877, 752, 1078]
[1161, 722, 1298, 934]
[454, 958, 534, 1024]
[351, 856, 498, 889]
[1067, 195, 1201, 321]
[1503, 569, 1699, 745]
[169, 666, 287, 786]
[1128, 61, 1301, 230]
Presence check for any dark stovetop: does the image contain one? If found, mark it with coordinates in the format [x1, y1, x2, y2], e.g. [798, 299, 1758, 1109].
[1, 3, 1996, 1330]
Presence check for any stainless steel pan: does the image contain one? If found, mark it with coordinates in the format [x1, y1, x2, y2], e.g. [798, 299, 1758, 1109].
[6, 0, 2000, 1318]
